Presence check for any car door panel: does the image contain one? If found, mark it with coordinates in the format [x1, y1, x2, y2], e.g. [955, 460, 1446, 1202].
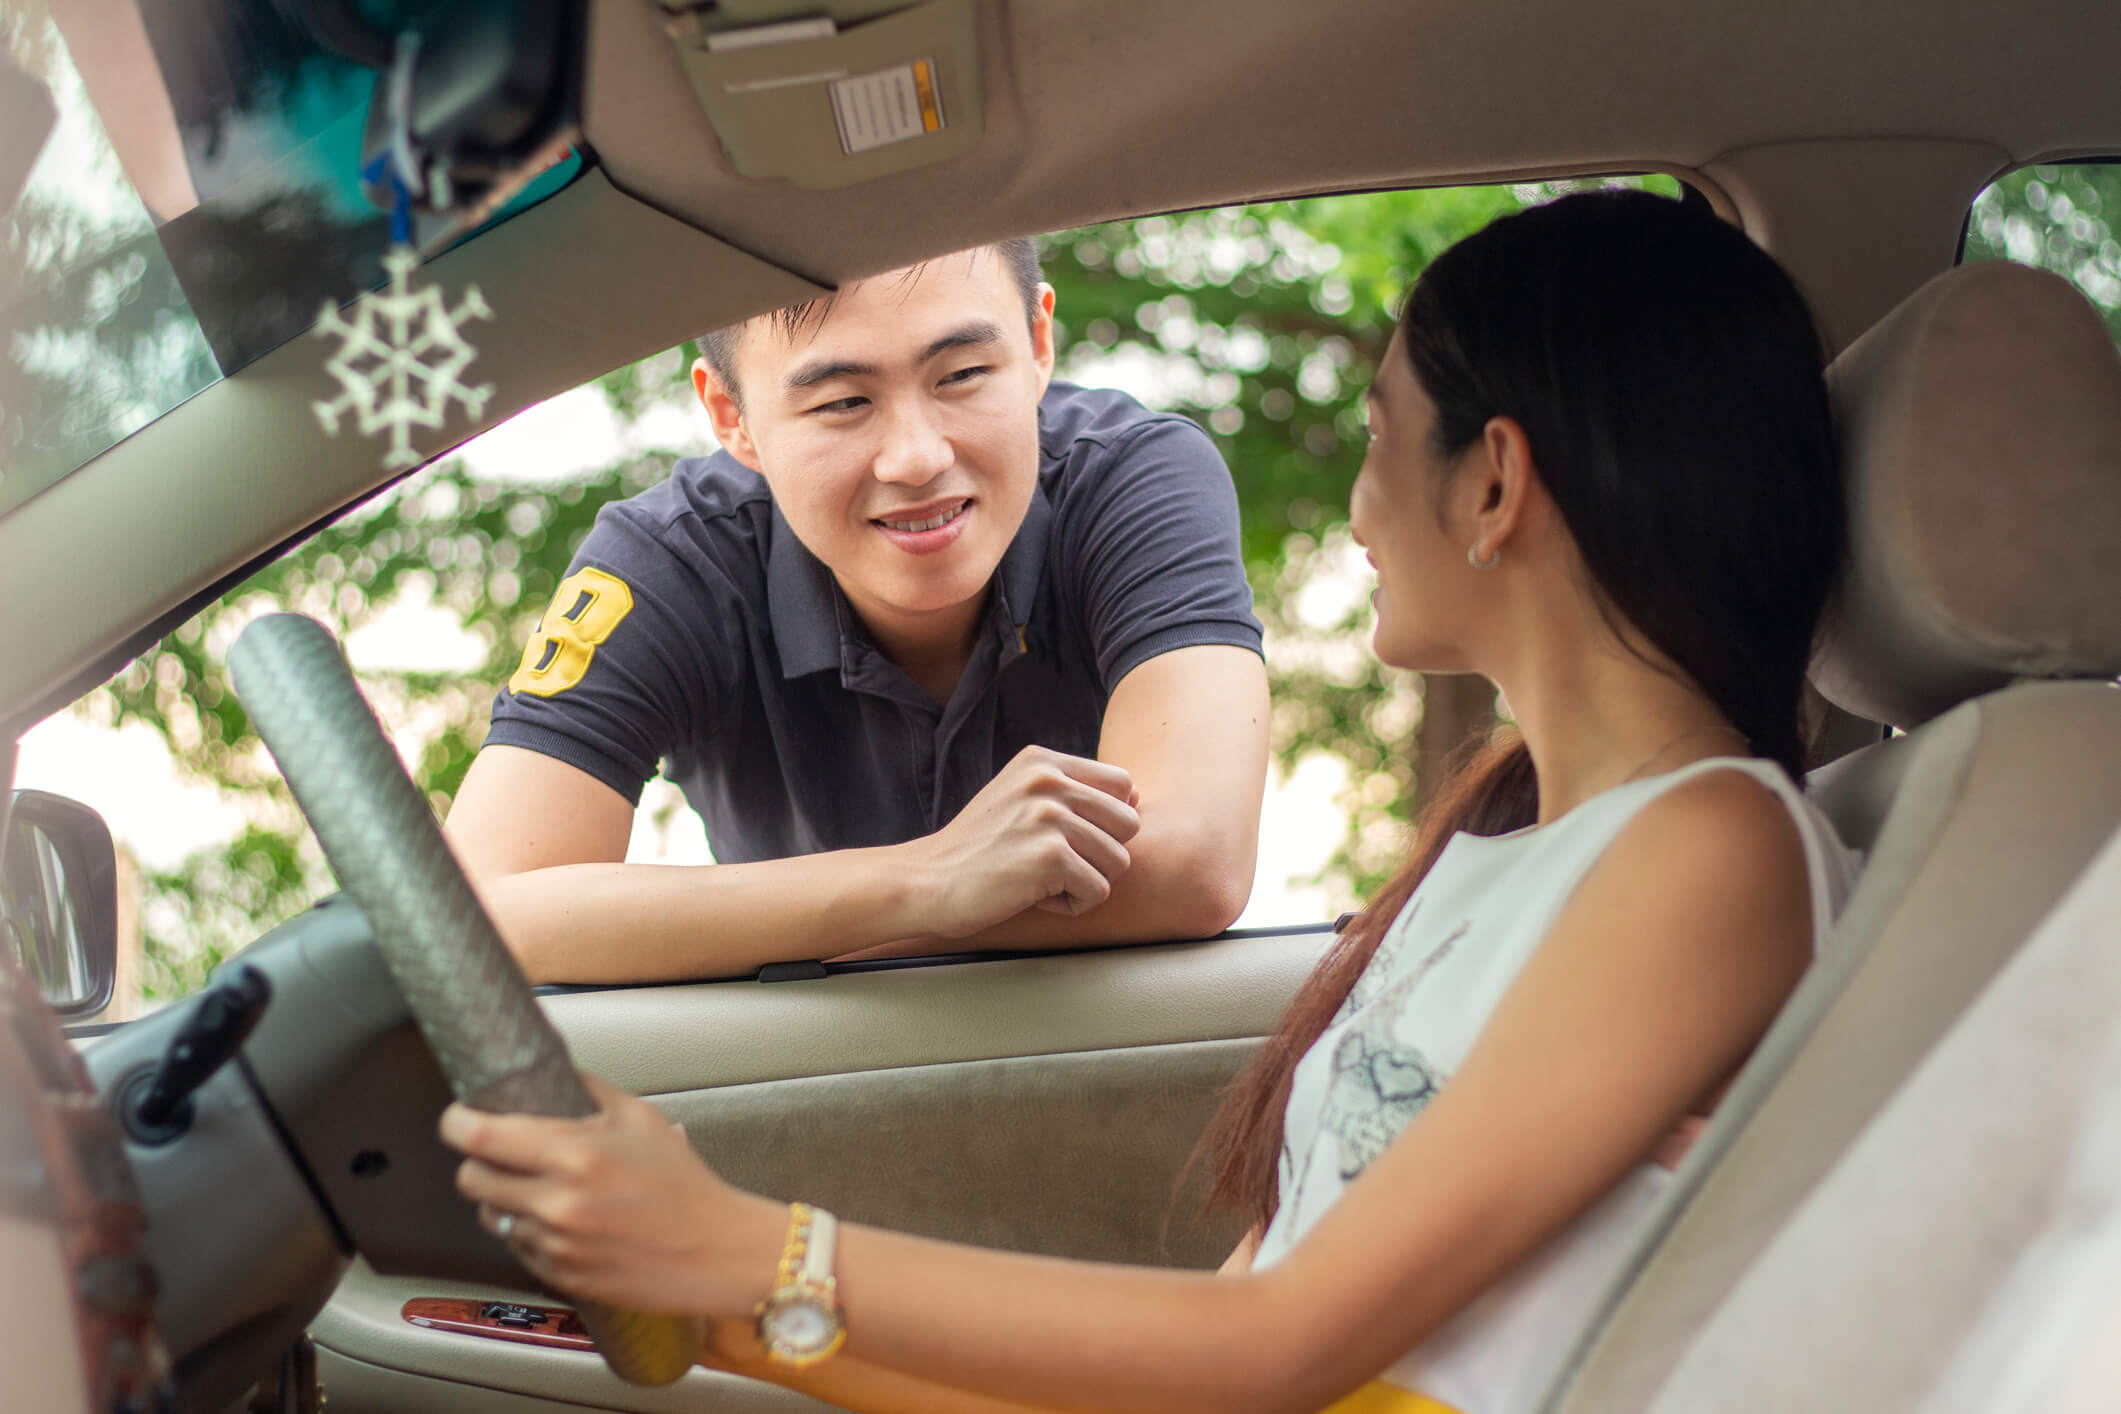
[551, 929, 1333, 1093]
[308, 928, 1329, 1412]
[661, 1037, 1257, 1267]
[315, 1272, 841, 1413]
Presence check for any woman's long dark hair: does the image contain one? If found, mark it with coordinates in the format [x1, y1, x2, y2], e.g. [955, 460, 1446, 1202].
[1195, 190, 1846, 1235]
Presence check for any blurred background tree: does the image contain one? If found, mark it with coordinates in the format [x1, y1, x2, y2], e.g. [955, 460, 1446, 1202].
[76, 164, 2121, 997]
[1962, 163, 2121, 339]
[1038, 180, 1611, 896]
[79, 453, 660, 994]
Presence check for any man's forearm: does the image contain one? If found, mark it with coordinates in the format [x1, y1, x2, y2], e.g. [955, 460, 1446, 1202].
[479, 846, 933, 984]
[494, 816, 1246, 982]
[833, 816, 1255, 963]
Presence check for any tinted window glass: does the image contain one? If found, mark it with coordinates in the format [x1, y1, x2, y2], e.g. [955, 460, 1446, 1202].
[1962, 162, 2121, 342]
[2, 6, 581, 514]
[3, 27, 219, 509]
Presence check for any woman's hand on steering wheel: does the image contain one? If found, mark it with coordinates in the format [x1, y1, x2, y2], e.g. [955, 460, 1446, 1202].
[441, 1073, 786, 1319]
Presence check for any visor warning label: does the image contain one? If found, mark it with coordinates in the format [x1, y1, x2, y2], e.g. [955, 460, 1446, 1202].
[829, 59, 944, 155]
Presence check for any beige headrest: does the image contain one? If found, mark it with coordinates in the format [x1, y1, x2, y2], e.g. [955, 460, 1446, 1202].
[1812, 261, 2121, 727]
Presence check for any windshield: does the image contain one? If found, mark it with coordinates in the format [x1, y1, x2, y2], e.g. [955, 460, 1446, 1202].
[1, 2, 578, 515]
[3, 16, 217, 511]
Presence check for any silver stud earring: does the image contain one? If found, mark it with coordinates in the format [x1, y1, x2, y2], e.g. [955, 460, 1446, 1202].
[1468, 543, 1500, 570]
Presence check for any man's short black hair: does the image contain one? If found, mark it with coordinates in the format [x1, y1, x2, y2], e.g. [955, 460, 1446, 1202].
[697, 238, 1043, 408]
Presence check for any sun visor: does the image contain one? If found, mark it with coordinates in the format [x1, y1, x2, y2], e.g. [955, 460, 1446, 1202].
[658, 0, 983, 189]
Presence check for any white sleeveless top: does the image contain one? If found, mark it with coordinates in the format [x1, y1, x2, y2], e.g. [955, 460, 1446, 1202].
[1252, 758, 1863, 1414]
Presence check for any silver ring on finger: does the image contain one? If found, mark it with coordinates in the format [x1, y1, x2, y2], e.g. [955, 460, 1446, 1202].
[495, 1212, 518, 1241]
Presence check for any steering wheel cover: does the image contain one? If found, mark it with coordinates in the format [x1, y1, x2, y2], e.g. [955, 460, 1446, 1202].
[228, 613, 699, 1385]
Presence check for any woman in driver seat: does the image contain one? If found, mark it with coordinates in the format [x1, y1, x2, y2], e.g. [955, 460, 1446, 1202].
[440, 189, 1863, 1414]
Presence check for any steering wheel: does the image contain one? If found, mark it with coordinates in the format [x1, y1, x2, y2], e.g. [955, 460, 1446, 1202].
[226, 613, 699, 1386]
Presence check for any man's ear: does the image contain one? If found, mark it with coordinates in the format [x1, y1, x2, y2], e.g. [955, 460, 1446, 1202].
[1029, 282, 1058, 395]
[693, 356, 764, 474]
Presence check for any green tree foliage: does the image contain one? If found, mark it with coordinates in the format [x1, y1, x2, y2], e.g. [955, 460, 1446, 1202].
[84, 449, 676, 995]
[1962, 163, 2121, 339]
[1038, 179, 1677, 893]
[74, 178, 1676, 993]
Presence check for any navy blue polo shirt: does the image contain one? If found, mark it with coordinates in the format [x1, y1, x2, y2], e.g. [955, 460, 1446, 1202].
[483, 382, 1262, 864]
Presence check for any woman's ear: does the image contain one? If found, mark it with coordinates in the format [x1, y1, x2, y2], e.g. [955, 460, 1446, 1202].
[1468, 415, 1539, 560]
[693, 356, 764, 473]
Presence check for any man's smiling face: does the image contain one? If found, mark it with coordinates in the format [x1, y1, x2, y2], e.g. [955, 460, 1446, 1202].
[696, 249, 1055, 653]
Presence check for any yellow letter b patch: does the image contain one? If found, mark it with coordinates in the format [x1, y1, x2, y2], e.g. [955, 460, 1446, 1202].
[509, 568, 635, 697]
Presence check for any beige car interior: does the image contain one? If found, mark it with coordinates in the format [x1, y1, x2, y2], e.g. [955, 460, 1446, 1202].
[10, 2, 2121, 1412]
[310, 932, 1323, 1410]
[1546, 263, 2121, 1409]
[307, 271, 2121, 1413]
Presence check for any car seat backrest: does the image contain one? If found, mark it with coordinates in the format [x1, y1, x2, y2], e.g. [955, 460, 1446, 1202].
[1652, 752, 2121, 1412]
[1543, 260, 2121, 1413]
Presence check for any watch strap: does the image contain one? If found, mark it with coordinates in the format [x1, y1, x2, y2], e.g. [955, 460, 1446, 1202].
[757, 1202, 844, 1367]
[800, 1206, 838, 1288]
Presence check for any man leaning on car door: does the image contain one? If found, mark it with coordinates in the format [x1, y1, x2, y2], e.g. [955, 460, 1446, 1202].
[445, 240, 1270, 985]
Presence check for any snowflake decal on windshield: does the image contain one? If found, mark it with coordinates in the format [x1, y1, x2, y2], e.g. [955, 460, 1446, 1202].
[311, 248, 495, 470]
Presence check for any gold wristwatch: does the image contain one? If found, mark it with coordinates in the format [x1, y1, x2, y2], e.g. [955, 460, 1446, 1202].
[755, 1202, 845, 1367]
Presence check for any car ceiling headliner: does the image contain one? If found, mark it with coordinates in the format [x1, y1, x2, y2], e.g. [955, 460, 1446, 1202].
[589, 0, 2121, 290]
[3, 0, 2118, 732]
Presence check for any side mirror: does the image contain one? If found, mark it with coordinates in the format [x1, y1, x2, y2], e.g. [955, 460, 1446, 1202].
[2, 790, 118, 1018]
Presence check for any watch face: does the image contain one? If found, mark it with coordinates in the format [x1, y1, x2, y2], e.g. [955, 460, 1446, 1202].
[764, 1299, 839, 1355]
